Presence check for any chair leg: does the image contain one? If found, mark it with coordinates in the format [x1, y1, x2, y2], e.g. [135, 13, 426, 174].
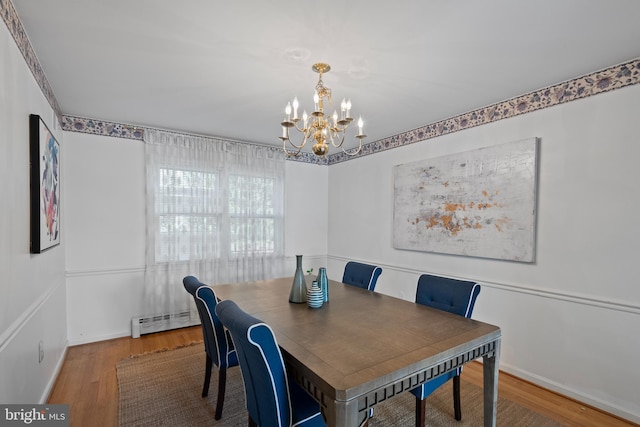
[453, 375, 462, 421]
[214, 367, 227, 420]
[202, 355, 213, 398]
[358, 406, 373, 427]
[415, 396, 426, 427]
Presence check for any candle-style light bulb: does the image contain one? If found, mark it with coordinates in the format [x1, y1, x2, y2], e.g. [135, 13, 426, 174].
[292, 97, 299, 120]
[332, 110, 338, 126]
[346, 99, 352, 119]
[285, 102, 292, 121]
[357, 116, 364, 136]
[302, 110, 308, 128]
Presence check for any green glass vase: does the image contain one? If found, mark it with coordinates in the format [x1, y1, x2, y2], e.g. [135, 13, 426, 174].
[289, 255, 307, 303]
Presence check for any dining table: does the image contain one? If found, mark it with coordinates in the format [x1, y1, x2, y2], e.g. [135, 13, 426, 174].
[212, 276, 501, 427]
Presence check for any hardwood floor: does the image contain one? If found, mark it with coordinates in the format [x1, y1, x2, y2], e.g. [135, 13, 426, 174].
[461, 363, 637, 427]
[47, 326, 637, 427]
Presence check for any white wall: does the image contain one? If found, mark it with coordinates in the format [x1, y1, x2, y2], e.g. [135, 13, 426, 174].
[0, 19, 67, 403]
[326, 86, 640, 423]
[63, 133, 329, 344]
[64, 133, 146, 343]
[284, 160, 329, 273]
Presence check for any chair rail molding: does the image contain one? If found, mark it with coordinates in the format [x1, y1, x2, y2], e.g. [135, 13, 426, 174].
[0, 278, 65, 353]
[65, 266, 145, 278]
[327, 255, 640, 315]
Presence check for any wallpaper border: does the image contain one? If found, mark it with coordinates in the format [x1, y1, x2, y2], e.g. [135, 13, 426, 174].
[1, 0, 62, 120]
[329, 58, 640, 164]
[59, 59, 639, 164]
[3, 0, 638, 164]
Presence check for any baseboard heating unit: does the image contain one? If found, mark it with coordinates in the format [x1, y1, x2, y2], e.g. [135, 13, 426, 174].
[131, 311, 200, 338]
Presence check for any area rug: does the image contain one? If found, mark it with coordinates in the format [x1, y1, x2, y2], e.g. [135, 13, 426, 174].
[117, 344, 563, 426]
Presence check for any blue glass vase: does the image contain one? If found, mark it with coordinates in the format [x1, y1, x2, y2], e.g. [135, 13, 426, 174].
[317, 267, 329, 303]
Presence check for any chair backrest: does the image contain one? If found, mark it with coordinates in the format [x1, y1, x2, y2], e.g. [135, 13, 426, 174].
[415, 274, 480, 318]
[183, 276, 234, 368]
[215, 299, 292, 427]
[342, 261, 383, 291]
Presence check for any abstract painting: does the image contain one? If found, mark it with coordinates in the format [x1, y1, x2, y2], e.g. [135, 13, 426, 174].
[30, 114, 60, 253]
[393, 138, 538, 262]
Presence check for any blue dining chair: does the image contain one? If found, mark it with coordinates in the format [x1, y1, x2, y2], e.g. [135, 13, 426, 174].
[410, 274, 481, 427]
[183, 276, 239, 420]
[342, 261, 383, 291]
[215, 299, 326, 427]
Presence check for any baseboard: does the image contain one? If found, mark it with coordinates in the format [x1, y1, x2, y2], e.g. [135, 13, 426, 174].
[67, 331, 131, 347]
[40, 340, 68, 404]
[499, 362, 640, 424]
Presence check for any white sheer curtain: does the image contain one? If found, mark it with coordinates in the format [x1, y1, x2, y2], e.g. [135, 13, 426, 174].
[142, 128, 286, 320]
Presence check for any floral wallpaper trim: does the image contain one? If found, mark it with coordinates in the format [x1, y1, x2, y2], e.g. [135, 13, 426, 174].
[62, 58, 639, 163]
[328, 58, 640, 164]
[1, 0, 62, 121]
[60, 115, 330, 164]
[61, 116, 145, 140]
[4, 0, 637, 164]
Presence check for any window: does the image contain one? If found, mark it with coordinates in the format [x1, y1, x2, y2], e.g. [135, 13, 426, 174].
[143, 128, 286, 319]
[155, 167, 282, 263]
[229, 175, 277, 254]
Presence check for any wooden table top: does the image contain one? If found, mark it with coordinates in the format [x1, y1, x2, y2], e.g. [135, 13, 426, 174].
[212, 277, 501, 402]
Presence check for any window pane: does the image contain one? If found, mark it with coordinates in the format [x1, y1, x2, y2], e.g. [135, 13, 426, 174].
[158, 168, 219, 214]
[230, 217, 275, 254]
[157, 214, 220, 262]
[229, 175, 275, 216]
[228, 175, 277, 255]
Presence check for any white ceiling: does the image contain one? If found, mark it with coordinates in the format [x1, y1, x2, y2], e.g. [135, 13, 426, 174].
[12, 0, 640, 152]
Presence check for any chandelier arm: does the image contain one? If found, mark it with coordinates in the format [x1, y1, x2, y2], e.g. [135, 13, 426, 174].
[285, 127, 312, 150]
[341, 139, 363, 156]
[330, 129, 346, 148]
[325, 128, 335, 146]
[333, 124, 346, 133]
[293, 122, 308, 133]
[286, 138, 305, 150]
[282, 138, 302, 156]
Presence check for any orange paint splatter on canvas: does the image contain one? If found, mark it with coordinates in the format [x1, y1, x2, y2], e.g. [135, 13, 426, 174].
[444, 202, 466, 212]
[440, 215, 462, 235]
[494, 217, 510, 232]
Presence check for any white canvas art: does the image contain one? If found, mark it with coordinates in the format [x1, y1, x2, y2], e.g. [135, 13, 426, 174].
[393, 138, 538, 262]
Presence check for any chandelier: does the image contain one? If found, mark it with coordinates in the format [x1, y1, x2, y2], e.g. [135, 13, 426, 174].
[279, 63, 366, 157]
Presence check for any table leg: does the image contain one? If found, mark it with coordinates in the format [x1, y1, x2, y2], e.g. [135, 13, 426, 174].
[483, 338, 501, 427]
[332, 399, 361, 427]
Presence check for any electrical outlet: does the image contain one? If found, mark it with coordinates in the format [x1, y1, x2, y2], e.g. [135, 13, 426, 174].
[38, 340, 44, 363]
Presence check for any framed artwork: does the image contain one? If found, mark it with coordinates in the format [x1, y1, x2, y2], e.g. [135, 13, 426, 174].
[30, 114, 60, 253]
[393, 138, 538, 262]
